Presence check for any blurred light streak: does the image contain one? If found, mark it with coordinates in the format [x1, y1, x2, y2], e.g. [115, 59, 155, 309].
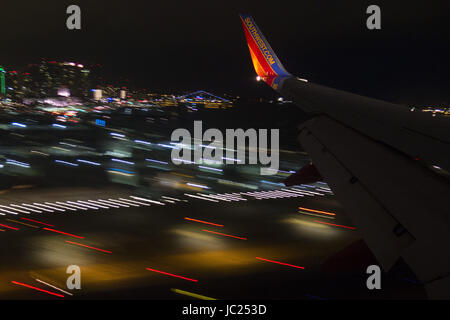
[202, 229, 247, 240]
[145, 158, 168, 165]
[76, 159, 101, 166]
[129, 196, 165, 205]
[134, 139, 152, 145]
[171, 288, 216, 300]
[0, 223, 19, 230]
[162, 196, 182, 202]
[260, 180, 284, 186]
[46, 202, 76, 211]
[119, 198, 150, 206]
[31, 150, 50, 156]
[97, 199, 129, 208]
[145, 268, 198, 282]
[184, 217, 224, 227]
[11, 122, 27, 128]
[77, 200, 109, 209]
[11, 281, 64, 298]
[298, 207, 336, 216]
[11, 204, 42, 213]
[5, 218, 38, 228]
[158, 143, 179, 149]
[186, 183, 209, 189]
[110, 132, 125, 138]
[35, 279, 73, 296]
[21, 203, 53, 212]
[57, 201, 87, 210]
[20, 217, 54, 226]
[65, 240, 112, 253]
[108, 198, 139, 207]
[172, 158, 194, 164]
[6, 159, 30, 168]
[255, 257, 305, 269]
[198, 166, 223, 172]
[88, 200, 119, 208]
[55, 160, 78, 167]
[34, 203, 65, 212]
[107, 168, 135, 176]
[300, 211, 335, 220]
[313, 220, 356, 230]
[0, 205, 26, 214]
[198, 193, 231, 202]
[71, 201, 98, 210]
[0, 208, 18, 215]
[184, 194, 219, 202]
[111, 158, 135, 165]
[43, 228, 84, 238]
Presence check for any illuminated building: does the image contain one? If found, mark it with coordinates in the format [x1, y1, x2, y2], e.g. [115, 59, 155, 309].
[92, 89, 103, 101]
[24, 60, 91, 98]
[178, 90, 232, 109]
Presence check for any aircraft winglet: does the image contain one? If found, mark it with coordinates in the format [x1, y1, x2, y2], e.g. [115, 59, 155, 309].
[239, 14, 290, 85]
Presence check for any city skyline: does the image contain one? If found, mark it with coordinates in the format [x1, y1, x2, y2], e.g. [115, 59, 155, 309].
[1, 1, 449, 104]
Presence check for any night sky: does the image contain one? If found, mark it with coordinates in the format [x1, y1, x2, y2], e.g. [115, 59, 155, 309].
[1, 0, 449, 104]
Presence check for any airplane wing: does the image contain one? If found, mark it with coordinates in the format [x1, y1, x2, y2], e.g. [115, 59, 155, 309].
[239, 13, 450, 298]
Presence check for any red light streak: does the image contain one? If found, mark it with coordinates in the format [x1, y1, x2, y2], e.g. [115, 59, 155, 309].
[20, 217, 54, 227]
[0, 223, 19, 230]
[145, 268, 198, 282]
[255, 257, 305, 269]
[313, 220, 356, 230]
[201, 229, 247, 240]
[65, 241, 112, 253]
[43, 228, 84, 238]
[11, 281, 64, 298]
[184, 217, 224, 227]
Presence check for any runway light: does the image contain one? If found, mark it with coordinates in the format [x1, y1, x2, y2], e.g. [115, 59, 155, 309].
[256, 257, 305, 269]
[298, 207, 336, 216]
[184, 217, 224, 227]
[202, 229, 247, 240]
[11, 281, 64, 298]
[65, 240, 112, 253]
[20, 217, 54, 227]
[145, 268, 198, 282]
[313, 220, 356, 230]
[43, 227, 84, 238]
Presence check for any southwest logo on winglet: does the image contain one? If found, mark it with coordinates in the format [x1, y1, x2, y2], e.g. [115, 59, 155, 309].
[243, 17, 276, 66]
[239, 14, 290, 86]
